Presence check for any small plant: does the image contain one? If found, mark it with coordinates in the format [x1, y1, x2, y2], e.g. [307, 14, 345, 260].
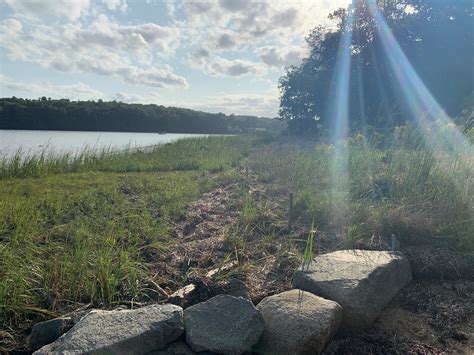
[302, 219, 316, 271]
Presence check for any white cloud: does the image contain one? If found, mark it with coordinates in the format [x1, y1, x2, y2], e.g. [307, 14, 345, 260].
[4, 0, 91, 21]
[217, 33, 236, 49]
[258, 45, 309, 68]
[218, 0, 253, 12]
[182, 91, 280, 117]
[113, 91, 161, 104]
[206, 57, 265, 77]
[102, 0, 127, 12]
[184, 1, 214, 15]
[0, 74, 106, 100]
[119, 66, 188, 88]
[0, 18, 22, 35]
[0, 0, 353, 115]
[0, 17, 188, 88]
[178, 0, 349, 74]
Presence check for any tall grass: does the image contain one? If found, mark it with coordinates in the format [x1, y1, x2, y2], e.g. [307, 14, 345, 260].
[249, 131, 474, 250]
[0, 135, 261, 332]
[302, 220, 316, 271]
[0, 135, 258, 179]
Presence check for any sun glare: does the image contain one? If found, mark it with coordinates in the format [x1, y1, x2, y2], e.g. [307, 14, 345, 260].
[328, 3, 355, 228]
[367, 1, 473, 166]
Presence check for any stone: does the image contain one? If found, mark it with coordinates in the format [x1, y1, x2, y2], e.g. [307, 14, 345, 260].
[168, 278, 251, 308]
[34, 304, 184, 354]
[151, 340, 196, 355]
[223, 278, 252, 301]
[256, 290, 342, 354]
[292, 250, 411, 331]
[184, 294, 264, 354]
[29, 317, 74, 352]
[169, 284, 198, 308]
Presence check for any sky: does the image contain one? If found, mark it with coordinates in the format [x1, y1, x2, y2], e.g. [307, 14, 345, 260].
[0, 0, 350, 117]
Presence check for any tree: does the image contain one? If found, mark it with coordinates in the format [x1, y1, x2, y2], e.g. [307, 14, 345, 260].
[279, 0, 474, 136]
[0, 97, 285, 134]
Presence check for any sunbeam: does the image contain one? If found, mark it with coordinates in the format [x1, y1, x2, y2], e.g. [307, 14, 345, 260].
[367, 0, 473, 164]
[328, 3, 355, 229]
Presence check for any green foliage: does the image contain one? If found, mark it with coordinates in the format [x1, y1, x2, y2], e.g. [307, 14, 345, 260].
[0, 98, 285, 134]
[279, 0, 473, 135]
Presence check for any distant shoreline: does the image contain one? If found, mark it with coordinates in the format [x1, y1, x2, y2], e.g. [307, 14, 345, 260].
[0, 98, 284, 134]
[0, 128, 231, 134]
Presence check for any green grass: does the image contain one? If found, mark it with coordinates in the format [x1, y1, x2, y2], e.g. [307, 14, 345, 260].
[302, 220, 316, 271]
[0, 136, 257, 179]
[249, 133, 474, 250]
[0, 135, 260, 331]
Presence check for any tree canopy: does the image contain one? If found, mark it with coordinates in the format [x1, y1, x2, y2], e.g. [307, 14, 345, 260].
[279, 0, 474, 136]
[0, 97, 284, 134]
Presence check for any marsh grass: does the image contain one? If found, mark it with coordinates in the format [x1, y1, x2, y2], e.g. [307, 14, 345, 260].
[0, 135, 259, 333]
[0, 136, 256, 179]
[250, 132, 474, 250]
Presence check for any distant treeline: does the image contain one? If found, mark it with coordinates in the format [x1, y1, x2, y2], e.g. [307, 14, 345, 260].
[0, 97, 285, 134]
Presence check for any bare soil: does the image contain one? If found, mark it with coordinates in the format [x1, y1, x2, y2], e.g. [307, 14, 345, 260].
[324, 279, 474, 354]
[151, 168, 301, 304]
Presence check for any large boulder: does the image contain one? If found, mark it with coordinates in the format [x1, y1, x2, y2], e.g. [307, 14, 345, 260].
[256, 290, 342, 354]
[292, 250, 411, 331]
[34, 304, 184, 354]
[184, 294, 264, 354]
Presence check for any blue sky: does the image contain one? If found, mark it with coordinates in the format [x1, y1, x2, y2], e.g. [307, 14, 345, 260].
[0, 0, 350, 117]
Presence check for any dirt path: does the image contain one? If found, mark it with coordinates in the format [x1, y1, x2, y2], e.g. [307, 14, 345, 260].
[151, 168, 300, 303]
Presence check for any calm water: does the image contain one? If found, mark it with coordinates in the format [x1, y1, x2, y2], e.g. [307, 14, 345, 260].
[0, 130, 211, 157]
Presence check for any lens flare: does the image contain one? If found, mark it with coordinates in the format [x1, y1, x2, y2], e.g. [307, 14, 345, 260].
[328, 5, 354, 229]
[367, 0, 473, 163]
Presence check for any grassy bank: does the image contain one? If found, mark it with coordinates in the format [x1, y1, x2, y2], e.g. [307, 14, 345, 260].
[0, 136, 255, 179]
[0, 135, 261, 332]
[1, 130, 473, 350]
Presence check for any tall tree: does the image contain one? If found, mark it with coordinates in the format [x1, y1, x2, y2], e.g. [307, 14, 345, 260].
[279, 0, 474, 136]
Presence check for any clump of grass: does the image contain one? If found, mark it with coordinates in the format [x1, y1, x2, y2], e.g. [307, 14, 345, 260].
[302, 220, 316, 271]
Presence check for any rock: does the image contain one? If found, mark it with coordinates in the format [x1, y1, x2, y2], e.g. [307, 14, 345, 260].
[151, 340, 196, 354]
[256, 290, 342, 354]
[223, 278, 252, 301]
[169, 278, 251, 308]
[34, 304, 184, 354]
[184, 294, 264, 354]
[292, 249, 411, 331]
[169, 284, 198, 308]
[29, 317, 74, 351]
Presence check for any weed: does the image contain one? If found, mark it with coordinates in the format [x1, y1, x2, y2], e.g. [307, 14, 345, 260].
[302, 220, 316, 271]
